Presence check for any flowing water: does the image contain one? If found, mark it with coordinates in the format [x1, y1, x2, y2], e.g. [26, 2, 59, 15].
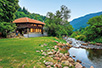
[66, 37, 102, 68]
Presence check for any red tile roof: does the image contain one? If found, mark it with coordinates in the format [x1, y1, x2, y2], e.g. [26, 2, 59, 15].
[13, 17, 45, 25]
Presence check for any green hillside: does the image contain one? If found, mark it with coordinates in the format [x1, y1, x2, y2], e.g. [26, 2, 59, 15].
[70, 11, 102, 30]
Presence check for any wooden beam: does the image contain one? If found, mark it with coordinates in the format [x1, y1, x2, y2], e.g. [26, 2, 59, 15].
[41, 25, 44, 34]
[27, 28, 29, 38]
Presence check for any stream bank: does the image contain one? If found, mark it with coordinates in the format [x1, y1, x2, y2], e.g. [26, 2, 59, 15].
[65, 37, 102, 68]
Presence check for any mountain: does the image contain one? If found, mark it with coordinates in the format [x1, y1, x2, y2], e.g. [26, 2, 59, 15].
[70, 11, 102, 30]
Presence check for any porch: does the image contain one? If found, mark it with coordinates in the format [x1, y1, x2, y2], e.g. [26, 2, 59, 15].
[24, 32, 47, 37]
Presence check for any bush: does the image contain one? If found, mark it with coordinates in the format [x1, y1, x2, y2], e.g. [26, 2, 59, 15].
[74, 35, 86, 41]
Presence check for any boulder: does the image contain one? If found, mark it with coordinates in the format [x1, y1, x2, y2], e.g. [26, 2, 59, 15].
[69, 41, 72, 44]
[68, 58, 74, 62]
[41, 45, 44, 47]
[96, 43, 102, 46]
[90, 66, 94, 68]
[51, 49, 55, 52]
[58, 53, 63, 57]
[75, 63, 83, 68]
[36, 50, 40, 53]
[45, 62, 53, 66]
[61, 56, 67, 60]
[54, 63, 62, 68]
[46, 65, 51, 68]
[76, 60, 82, 63]
[61, 60, 69, 65]
[48, 52, 53, 55]
[44, 43, 47, 46]
[55, 54, 59, 57]
[69, 63, 73, 67]
[54, 46, 58, 49]
[53, 51, 57, 54]
[73, 56, 76, 58]
[42, 52, 47, 56]
[53, 57, 60, 60]
[81, 43, 88, 46]
[65, 52, 70, 56]
[56, 50, 60, 54]
[63, 66, 69, 68]
[55, 41, 59, 44]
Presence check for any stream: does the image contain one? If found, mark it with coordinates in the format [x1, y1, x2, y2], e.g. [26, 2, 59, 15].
[65, 37, 102, 68]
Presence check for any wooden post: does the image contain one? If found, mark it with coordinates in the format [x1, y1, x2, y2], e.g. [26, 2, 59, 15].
[27, 28, 29, 38]
[41, 25, 43, 34]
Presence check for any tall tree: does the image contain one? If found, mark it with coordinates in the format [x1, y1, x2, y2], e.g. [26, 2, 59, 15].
[0, 0, 19, 22]
[0, 0, 19, 37]
[45, 5, 73, 37]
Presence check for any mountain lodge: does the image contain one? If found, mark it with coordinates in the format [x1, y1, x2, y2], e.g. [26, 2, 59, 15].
[13, 17, 45, 35]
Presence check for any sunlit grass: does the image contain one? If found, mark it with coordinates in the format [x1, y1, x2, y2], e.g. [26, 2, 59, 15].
[0, 37, 58, 68]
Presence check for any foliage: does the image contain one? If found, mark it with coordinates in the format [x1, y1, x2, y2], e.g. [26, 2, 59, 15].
[0, 0, 19, 37]
[0, 22, 16, 37]
[45, 5, 73, 37]
[71, 15, 102, 42]
[0, 0, 19, 22]
[91, 37, 102, 43]
[15, 7, 46, 22]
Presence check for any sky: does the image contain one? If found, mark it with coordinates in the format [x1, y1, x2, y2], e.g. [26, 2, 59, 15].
[19, 0, 102, 21]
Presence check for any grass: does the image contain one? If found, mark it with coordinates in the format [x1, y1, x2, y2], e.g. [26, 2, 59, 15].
[0, 37, 63, 68]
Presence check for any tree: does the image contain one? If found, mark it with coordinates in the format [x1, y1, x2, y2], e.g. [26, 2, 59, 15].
[71, 15, 102, 41]
[0, 22, 16, 37]
[84, 15, 102, 41]
[0, 0, 19, 37]
[45, 5, 73, 37]
[0, 0, 19, 22]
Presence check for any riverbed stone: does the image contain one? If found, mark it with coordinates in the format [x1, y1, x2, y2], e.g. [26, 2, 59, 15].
[61, 60, 69, 65]
[54, 46, 58, 49]
[90, 66, 94, 68]
[75, 63, 83, 68]
[63, 66, 69, 68]
[48, 52, 53, 55]
[73, 56, 76, 58]
[42, 52, 47, 56]
[61, 56, 67, 60]
[65, 52, 70, 56]
[76, 60, 82, 63]
[96, 43, 102, 46]
[45, 62, 53, 66]
[36, 50, 40, 53]
[68, 58, 74, 62]
[58, 53, 63, 57]
[54, 64, 62, 68]
[46, 65, 51, 68]
[41, 45, 44, 47]
[69, 41, 72, 44]
[81, 43, 88, 46]
[69, 63, 74, 67]
[41, 50, 43, 52]
[53, 57, 60, 60]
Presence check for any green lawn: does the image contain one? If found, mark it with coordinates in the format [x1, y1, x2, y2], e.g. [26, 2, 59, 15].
[0, 37, 60, 68]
